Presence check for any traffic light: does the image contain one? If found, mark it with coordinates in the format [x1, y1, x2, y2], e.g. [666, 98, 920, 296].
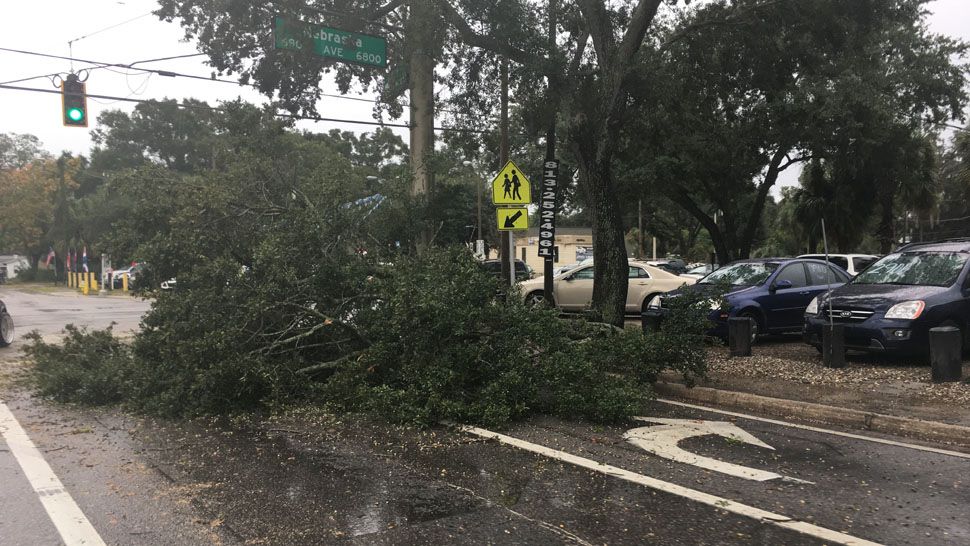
[61, 73, 88, 127]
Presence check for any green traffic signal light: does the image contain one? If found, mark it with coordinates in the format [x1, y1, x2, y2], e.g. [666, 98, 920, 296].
[62, 74, 88, 127]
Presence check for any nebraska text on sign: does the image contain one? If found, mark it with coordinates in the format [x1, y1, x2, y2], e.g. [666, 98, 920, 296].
[273, 16, 387, 68]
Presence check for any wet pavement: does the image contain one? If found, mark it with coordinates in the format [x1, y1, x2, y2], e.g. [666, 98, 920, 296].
[2, 287, 968, 544]
[135, 411, 815, 545]
[0, 286, 150, 348]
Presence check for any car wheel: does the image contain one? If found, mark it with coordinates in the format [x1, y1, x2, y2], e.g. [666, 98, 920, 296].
[0, 312, 13, 347]
[641, 293, 660, 315]
[739, 311, 759, 344]
[525, 291, 554, 308]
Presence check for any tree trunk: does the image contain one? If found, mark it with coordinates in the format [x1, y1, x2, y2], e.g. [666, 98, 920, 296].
[583, 158, 628, 326]
[878, 189, 896, 254]
[407, 0, 438, 253]
[739, 149, 787, 258]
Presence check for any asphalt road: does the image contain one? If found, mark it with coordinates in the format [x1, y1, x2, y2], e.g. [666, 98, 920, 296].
[2, 287, 968, 545]
[0, 286, 150, 347]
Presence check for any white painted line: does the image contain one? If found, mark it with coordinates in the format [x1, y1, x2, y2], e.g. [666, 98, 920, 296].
[0, 401, 106, 546]
[625, 418, 814, 484]
[656, 398, 970, 460]
[461, 425, 882, 546]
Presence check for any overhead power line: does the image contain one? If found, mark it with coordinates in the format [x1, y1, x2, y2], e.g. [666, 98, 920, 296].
[0, 82, 491, 134]
[0, 46, 448, 111]
[67, 12, 154, 46]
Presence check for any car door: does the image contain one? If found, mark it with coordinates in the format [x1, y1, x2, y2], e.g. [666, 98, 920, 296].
[556, 266, 595, 311]
[762, 263, 811, 331]
[626, 266, 655, 313]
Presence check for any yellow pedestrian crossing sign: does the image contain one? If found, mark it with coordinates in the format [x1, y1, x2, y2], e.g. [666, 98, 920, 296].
[497, 207, 529, 231]
[491, 160, 531, 205]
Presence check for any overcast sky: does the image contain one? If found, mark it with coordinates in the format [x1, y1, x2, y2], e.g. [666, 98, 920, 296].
[1, 0, 967, 194]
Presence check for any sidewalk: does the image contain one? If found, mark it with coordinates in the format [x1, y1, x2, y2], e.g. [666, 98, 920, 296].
[658, 337, 970, 448]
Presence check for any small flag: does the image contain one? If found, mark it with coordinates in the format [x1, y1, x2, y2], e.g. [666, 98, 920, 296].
[82, 246, 89, 273]
[45, 247, 56, 267]
[67, 249, 72, 272]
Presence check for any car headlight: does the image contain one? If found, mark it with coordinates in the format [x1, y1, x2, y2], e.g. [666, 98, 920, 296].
[885, 300, 925, 320]
[648, 295, 662, 309]
[805, 297, 818, 315]
[707, 298, 722, 310]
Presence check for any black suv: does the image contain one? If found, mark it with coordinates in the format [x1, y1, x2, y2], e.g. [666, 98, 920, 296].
[804, 239, 970, 356]
[481, 259, 534, 282]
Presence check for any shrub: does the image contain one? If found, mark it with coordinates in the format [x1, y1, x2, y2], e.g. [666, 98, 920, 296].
[24, 325, 131, 406]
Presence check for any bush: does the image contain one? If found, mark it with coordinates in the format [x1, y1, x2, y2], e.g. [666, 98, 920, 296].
[24, 325, 131, 406]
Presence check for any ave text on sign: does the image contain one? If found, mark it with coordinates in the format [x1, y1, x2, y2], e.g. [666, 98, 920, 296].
[273, 16, 387, 68]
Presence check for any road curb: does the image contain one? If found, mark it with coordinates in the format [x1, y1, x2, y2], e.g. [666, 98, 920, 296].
[654, 381, 970, 449]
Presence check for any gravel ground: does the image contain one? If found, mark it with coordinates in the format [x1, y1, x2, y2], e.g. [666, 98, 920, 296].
[705, 336, 970, 405]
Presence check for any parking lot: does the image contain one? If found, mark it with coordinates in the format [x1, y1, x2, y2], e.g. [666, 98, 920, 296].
[0, 285, 150, 351]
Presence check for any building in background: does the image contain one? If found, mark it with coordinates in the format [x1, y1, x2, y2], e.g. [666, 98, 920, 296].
[513, 228, 595, 272]
[0, 255, 30, 282]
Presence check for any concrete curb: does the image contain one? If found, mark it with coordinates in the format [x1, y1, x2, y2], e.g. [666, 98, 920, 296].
[654, 381, 970, 449]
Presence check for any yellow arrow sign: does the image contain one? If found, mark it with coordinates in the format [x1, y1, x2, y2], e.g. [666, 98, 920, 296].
[491, 160, 531, 205]
[497, 207, 529, 231]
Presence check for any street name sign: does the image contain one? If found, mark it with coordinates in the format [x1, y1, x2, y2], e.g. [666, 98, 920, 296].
[491, 160, 532, 205]
[497, 207, 529, 231]
[273, 16, 387, 69]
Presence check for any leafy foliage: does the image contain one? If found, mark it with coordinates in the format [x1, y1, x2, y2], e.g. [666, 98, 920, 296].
[323, 248, 678, 426]
[24, 325, 130, 406]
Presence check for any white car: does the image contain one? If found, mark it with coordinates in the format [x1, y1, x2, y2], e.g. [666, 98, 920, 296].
[680, 263, 718, 280]
[796, 254, 879, 277]
[518, 260, 695, 314]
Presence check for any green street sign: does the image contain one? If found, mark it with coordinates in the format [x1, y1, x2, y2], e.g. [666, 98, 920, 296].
[273, 16, 387, 69]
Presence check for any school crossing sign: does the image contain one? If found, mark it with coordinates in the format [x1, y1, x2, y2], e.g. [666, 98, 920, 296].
[491, 160, 532, 205]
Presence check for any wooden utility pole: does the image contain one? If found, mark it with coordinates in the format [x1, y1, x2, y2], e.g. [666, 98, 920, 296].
[542, 0, 559, 304]
[499, 58, 512, 286]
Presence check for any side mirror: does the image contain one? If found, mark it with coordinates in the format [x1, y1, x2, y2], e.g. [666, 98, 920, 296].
[772, 279, 793, 292]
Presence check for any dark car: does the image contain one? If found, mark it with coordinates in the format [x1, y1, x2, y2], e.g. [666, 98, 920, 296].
[647, 258, 850, 340]
[482, 259, 534, 282]
[0, 299, 14, 347]
[804, 240, 970, 356]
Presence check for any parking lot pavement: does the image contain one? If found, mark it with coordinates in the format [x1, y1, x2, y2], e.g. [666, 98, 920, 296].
[492, 403, 970, 545]
[124, 398, 970, 545]
[0, 286, 151, 349]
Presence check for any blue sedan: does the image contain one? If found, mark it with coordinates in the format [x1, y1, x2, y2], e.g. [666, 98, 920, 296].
[648, 258, 851, 340]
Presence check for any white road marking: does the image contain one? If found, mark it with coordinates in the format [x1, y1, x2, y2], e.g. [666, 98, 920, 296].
[625, 417, 813, 484]
[461, 425, 882, 546]
[0, 401, 106, 546]
[656, 398, 970, 460]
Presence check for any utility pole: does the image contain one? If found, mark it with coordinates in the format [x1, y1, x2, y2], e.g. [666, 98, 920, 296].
[499, 58, 513, 286]
[638, 199, 644, 258]
[541, 0, 560, 305]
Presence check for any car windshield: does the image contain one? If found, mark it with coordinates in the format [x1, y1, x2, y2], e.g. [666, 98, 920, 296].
[700, 262, 777, 286]
[852, 251, 969, 287]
